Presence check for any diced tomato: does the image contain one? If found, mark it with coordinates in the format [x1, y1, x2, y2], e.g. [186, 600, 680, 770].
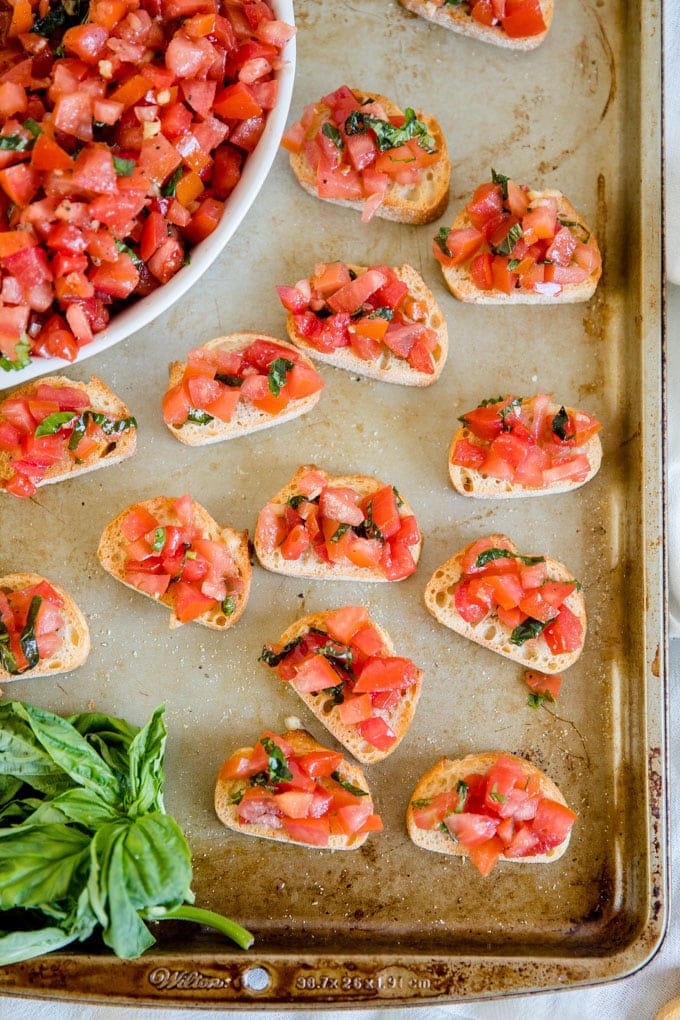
[356, 715, 396, 750]
[502, 0, 547, 37]
[524, 669, 563, 700]
[542, 606, 583, 655]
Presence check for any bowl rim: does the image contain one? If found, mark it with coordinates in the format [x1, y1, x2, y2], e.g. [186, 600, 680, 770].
[0, 0, 296, 392]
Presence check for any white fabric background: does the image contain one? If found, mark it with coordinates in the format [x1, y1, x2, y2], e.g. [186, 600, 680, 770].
[1, 3, 679, 1018]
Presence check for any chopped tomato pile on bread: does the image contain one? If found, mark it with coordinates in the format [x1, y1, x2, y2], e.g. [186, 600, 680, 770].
[261, 606, 423, 761]
[1, 578, 63, 674]
[434, 171, 601, 302]
[255, 466, 422, 582]
[450, 393, 602, 496]
[215, 728, 383, 849]
[0, 0, 293, 368]
[407, 752, 577, 875]
[277, 260, 447, 383]
[0, 375, 136, 497]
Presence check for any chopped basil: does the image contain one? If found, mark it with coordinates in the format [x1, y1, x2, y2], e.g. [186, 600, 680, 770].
[34, 410, 77, 437]
[510, 617, 550, 646]
[498, 397, 523, 429]
[1, 595, 43, 675]
[321, 122, 344, 149]
[286, 494, 306, 510]
[259, 736, 293, 785]
[356, 499, 383, 542]
[558, 217, 590, 243]
[551, 405, 574, 442]
[411, 798, 431, 809]
[345, 106, 436, 154]
[474, 548, 546, 569]
[488, 783, 506, 804]
[322, 680, 346, 704]
[32, 0, 89, 38]
[67, 411, 137, 451]
[114, 238, 142, 267]
[478, 395, 505, 407]
[507, 258, 521, 271]
[392, 486, 404, 507]
[440, 821, 453, 836]
[0, 622, 19, 675]
[434, 226, 452, 256]
[151, 528, 166, 553]
[113, 155, 136, 177]
[331, 772, 368, 797]
[366, 306, 393, 321]
[454, 779, 468, 812]
[492, 221, 522, 257]
[23, 118, 43, 138]
[491, 168, 509, 200]
[162, 165, 184, 197]
[267, 357, 294, 397]
[0, 134, 32, 152]
[214, 372, 243, 388]
[221, 595, 236, 616]
[229, 788, 244, 805]
[186, 408, 214, 425]
[0, 334, 30, 372]
[527, 691, 555, 709]
[330, 523, 351, 542]
[318, 640, 353, 670]
[259, 636, 303, 668]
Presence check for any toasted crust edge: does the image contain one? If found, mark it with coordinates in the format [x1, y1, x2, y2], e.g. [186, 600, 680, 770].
[289, 88, 450, 225]
[398, 0, 554, 51]
[406, 751, 573, 863]
[285, 263, 449, 387]
[0, 375, 137, 488]
[97, 496, 251, 630]
[214, 727, 376, 849]
[423, 533, 586, 671]
[448, 401, 603, 498]
[263, 610, 423, 764]
[254, 464, 422, 582]
[440, 189, 601, 305]
[0, 572, 90, 680]
[164, 332, 323, 447]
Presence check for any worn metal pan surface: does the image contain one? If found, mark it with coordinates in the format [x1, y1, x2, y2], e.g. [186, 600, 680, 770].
[0, 0, 666, 1007]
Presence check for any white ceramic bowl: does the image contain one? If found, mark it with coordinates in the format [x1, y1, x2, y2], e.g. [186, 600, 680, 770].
[1, 0, 295, 391]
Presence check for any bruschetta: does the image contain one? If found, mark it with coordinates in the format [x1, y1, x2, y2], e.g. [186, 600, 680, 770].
[449, 394, 603, 497]
[406, 751, 577, 875]
[214, 727, 383, 849]
[260, 606, 423, 763]
[277, 261, 448, 385]
[0, 572, 90, 680]
[0, 375, 137, 498]
[424, 534, 586, 672]
[399, 0, 553, 51]
[254, 465, 422, 582]
[433, 171, 601, 303]
[281, 85, 450, 224]
[162, 332, 324, 445]
[97, 494, 251, 630]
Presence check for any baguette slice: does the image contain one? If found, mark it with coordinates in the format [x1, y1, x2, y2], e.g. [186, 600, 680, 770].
[164, 332, 324, 446]
[398, 0, 553, 51]
[261, 608, 423, 763]
[254, 464, 422, 582]
[406, 751, 575, 868]
[214, 727, 379, 849]
[288, 87, 450, 225]
[440, 189, 601, 304]
[284, 263, 448, 386]
[0, 572, 90, 680]
[424, 534, 586, 671]
[98, 496, 251, 630]
[0, 375, 136, 494]
[449, 397, 603, 498]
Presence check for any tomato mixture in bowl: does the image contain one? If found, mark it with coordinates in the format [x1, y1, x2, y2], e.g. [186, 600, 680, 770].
[0, 0, 295, 381]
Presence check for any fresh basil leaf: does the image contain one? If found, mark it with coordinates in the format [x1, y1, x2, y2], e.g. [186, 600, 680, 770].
[0, 822, 91, 910]
[0, 703, 73, 796]
[267, 356, 294, 397]
[474, 548, 546, 569]
[510, 617, 550, 646]
[124, 705, 167, 816]
[260, 736, 293, 785]
[20, 787, 121, 828]
[214, 372, 243, 387]
[551, 405, 574, 441]
[330, 772, 368, 797]
[492, 221, 523, 256]
[318, 641, 353, 669]
[321, 122, 343, 149]
[0, 924, 86, 966]
[259, 635, 303, 667]
[34, 411, 77, 437]
[113, 155, 135, 177]
[491, 168, 509, 200]
[187, 408, 214, 424]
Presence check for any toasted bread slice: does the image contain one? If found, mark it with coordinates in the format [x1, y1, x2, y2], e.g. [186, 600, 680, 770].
[449, 398, 603, 498]
[424, 534, 586, 671]
[288, 87, 450, 225]
[0, 572, 90, 681]
[398, 0, 553, 51]
[285, 263, 448, 386]
[214, 727, 379, 849]
[0, 375, 137, 493]
[164, 332, 324, 446]
[440, 189, 601, 304]
[97, 496, 251, 630]
[254, 465, 422, 582]
[261, 609, 423, 764]
[406, 751, 575, 866]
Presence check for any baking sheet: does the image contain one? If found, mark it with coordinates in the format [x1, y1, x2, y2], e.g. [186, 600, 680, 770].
[0, 0, 666, 1007]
